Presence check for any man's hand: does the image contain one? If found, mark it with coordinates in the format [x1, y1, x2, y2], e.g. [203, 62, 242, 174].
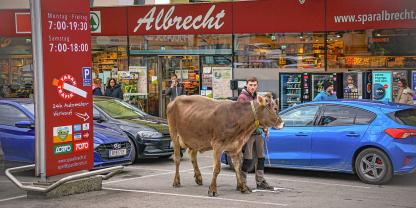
[263, 128, 269, 140]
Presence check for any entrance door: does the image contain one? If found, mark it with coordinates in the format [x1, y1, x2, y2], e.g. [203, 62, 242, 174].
[158, 56, 201, 117]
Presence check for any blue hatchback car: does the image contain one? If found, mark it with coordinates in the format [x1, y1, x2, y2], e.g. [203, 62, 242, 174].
[222, 100, 416, 184]
[0, 99, 133, 169]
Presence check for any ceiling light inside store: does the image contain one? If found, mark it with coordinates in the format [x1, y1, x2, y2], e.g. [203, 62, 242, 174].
[376, 33, 381, 37]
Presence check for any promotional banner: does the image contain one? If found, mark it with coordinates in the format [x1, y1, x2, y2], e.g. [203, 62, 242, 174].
[39, 0, 93, 176]
[128, 3, 232, 35]
[343, 72, 363, 99]
[413, 71, 416, 102]
[372, 71, 392, 102]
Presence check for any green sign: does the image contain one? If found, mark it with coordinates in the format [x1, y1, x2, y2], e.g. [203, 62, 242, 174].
[90, 11, 101, 33]
[53, 143, 73, 155]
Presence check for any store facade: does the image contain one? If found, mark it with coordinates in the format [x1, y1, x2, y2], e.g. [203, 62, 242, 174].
[1, 0, 416, 116]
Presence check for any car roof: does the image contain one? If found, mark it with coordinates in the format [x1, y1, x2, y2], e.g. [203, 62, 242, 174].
[298, 99, 415, 113]
[0, 98, 33, 105]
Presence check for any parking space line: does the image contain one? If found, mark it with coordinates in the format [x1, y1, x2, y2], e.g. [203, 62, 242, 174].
[104, 165, 213, 185]
[103, 187, 288, 207]
[125, 167, 173, 172]
[0, 195, 26, 203]
[197, 172, 372, 189]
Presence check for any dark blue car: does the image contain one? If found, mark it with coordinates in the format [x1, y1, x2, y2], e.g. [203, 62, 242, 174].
[0, 99, 133, 168]
[222, 100, 416, 184]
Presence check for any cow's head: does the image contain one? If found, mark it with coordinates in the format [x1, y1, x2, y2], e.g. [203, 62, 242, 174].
[256, 94, 284, 129]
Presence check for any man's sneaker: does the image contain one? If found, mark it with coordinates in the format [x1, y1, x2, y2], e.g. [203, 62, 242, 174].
[256, 181, 274, 190]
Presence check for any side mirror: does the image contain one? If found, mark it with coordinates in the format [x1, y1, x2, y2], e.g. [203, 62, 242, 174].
[15, 121, 34, 129]
[93, 114, 105, 123]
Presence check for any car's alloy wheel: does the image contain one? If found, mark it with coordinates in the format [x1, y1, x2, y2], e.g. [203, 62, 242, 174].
[355, 148, 393, 185]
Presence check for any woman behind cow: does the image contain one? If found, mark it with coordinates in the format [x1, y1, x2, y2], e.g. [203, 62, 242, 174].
[105, 78, 123, 99]
[394, 79, 414, 105]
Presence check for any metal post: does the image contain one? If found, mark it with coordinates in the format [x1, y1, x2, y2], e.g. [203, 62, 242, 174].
[30, 0, 47, 182]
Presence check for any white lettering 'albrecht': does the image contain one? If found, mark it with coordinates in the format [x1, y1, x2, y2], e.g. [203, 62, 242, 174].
[133, 5, 226, 32]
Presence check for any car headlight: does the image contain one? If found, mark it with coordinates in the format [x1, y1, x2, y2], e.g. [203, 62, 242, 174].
[137, 131, 163, 138]
[94, 143, 100, 149]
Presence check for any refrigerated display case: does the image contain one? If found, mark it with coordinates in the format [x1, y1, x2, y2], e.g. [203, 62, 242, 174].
[280, 73, 302, 109]
[279, 73, 312, 110]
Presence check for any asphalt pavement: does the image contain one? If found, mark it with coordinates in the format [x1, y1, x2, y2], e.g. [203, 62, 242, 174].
[0, 152, 415, 208]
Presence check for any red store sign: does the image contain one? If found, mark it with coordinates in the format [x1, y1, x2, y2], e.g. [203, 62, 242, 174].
[127, 3, 232, 35]
[38, 0, 94, 176]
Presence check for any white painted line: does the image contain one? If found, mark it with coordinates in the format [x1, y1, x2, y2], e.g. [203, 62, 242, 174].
[198, 172, 372, 189]
[103, 187, 288, 207]
[0, 195, 26, 203]
[104, 165, 213, 185]
[125, 167, 172, 172]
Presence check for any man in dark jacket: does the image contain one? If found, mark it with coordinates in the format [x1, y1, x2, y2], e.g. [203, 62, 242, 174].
[238, 76, 274, 190]
[105, 78, 123, 99]
[166, 73, 185, 102]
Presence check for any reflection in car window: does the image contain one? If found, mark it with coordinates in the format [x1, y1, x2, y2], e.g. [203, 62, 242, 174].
[93, 107, 100, 118]
[94, 99, 147, 119]
[355, 109, 376, 125]
[22, 103, 34, 115]
[281, 105, 319, 127]
[0, 104, 29, 126]
[319, 105, 355, 126]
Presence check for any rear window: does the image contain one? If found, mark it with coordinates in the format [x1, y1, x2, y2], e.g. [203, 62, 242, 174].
[389, 109, 416, 126]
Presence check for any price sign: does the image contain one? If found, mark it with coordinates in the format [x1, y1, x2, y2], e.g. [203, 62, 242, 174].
[35, 0, 93, 176]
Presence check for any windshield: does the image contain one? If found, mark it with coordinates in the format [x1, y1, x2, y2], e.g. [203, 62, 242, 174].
[22, 103, 34, 115]
[94, 99, 147, 119]
[389, 108, 416, 126]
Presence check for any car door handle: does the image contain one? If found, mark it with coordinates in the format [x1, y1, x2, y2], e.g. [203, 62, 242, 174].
[295, 132, 308, 136]
[346, 132, 360, 137]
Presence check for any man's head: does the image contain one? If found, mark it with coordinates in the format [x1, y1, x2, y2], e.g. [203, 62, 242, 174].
[323, 81, 334, 93]
[346, 75, 354, 85]
[246, 76, 258, 95]
[171, 73, 178, 81]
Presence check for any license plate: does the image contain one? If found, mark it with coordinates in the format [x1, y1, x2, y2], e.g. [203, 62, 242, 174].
[109, 149, 127, 158]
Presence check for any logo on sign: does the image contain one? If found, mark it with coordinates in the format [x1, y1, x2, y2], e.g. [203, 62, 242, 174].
[82, 123, 90, 131]
[53, 126, 73, 144]
[133, 5, 226, 33]
[74, 124, 82, 132]
[82, 67, 92, 86]
[74, 133, 82, 141]
[90, 11, 101, 33]
[53, 143, 73, 155]
[75, 141, 89, 152]
[83, 132, 90, 139]
[299, 0, 306, 5]
[52, 74, 88, 99]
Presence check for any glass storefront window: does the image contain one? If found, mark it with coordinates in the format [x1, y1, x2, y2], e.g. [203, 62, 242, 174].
[0, 37, 33, 98]
[129, 34, 232, 55]
[234, 33, 325, 69]
[91, 36, 128, 95]
[327, 29, 416, 69]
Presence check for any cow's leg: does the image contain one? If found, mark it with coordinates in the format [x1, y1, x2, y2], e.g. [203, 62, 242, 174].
[231, 153, 251, 193]
[189, 149, 203, 185]
[172, 136, 181, 187]
[208, 148, 222, 197]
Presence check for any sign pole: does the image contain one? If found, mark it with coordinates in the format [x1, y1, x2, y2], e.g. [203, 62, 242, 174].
[30, 0, 47, 182]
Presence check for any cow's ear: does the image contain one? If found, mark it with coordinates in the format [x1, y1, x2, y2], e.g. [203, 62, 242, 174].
[257, 96, 267, 106]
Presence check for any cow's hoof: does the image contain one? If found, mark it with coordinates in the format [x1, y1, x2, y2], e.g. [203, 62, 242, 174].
[195, 175, 203, 186]
[208, 190, 218, 197]
[236, 185, 252, 193]
[172, 181, 181, 188]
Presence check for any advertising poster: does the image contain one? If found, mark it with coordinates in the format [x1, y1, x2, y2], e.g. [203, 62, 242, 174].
[343, 72, 363, 99]
[372, 71, 392, 102]
[39, 0, 94, 176]
[212, 67, 232, 99]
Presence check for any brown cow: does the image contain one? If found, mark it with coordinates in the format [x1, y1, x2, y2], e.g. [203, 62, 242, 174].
[167, 94, 283, 197]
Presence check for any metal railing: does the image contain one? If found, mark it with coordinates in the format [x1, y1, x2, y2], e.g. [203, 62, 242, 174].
[5, 164, 124, 193]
